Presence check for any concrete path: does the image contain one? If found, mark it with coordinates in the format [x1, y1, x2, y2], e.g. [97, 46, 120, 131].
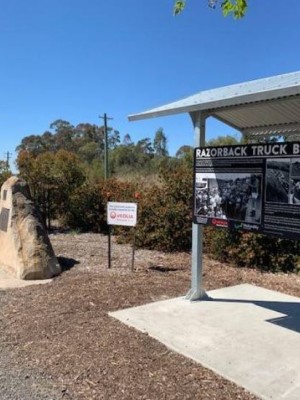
[110, 284, 300, 400]
[0, 268, 52, 290]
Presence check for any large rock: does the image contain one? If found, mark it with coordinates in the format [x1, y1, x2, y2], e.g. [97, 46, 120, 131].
[0, 176, 61, 279]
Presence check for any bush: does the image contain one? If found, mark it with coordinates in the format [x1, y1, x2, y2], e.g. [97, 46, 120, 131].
[204, 227, 300, 273]
[65, 178, 137, 233]
[131, 186, 192, 252]
[125, 160, 193, 252]
[64, 183, 105, 232]
[54, 156, 300, 273]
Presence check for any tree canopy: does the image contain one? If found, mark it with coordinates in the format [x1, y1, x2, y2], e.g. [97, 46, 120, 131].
[16, 119, 173, 183]
[174, 0, 248, 18]
[0, 160, 11, 187]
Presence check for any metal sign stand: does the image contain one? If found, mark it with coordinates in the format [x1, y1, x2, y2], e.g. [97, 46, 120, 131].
[131, 228, 136, 271]
[108, 225, 112, 269]
[107, 201, 138, 272]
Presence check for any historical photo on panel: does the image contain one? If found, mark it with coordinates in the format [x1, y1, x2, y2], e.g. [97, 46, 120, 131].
[265, 158, 291, 203]
[287, 158, 300, 204]
[291, 158, 300, 176]
[289, 178, 300, 204]
[195, 172, 262, 223]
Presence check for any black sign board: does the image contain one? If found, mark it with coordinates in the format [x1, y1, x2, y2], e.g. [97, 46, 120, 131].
[193, 141, 300, 240]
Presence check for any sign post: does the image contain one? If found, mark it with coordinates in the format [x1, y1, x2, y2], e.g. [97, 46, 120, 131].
[131, 227, 136, 272]
[108, 225, 112, 269]
[107, 202, 138, 270]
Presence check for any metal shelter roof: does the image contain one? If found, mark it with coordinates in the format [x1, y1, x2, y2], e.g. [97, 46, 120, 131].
[128, 71, 300, 138]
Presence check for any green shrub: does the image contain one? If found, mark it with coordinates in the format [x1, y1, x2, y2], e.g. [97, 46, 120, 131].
[60, 160, 300, 273]
[204, 227, 300, 273]
[125, 160, 193, 252]
[64, 183, 105, 232]
[129, 187, 192, 252]
[65, 178, 137, 233]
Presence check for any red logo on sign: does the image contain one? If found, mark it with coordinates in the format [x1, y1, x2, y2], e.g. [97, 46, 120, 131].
[212, 219, 228, 227]
[110, 212, 116, 219]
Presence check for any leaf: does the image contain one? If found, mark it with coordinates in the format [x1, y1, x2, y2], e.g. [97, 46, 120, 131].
[173, 1, 186, 16]
[221, 0, 248, 19]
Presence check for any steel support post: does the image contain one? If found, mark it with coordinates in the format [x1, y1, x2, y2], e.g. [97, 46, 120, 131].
[185, 111, 209, 301]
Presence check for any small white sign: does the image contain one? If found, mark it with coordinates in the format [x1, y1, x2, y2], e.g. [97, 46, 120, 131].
[107, 202, 137, 227]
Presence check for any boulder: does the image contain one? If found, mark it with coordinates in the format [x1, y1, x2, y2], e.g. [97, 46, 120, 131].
[0, 176, 61, 279]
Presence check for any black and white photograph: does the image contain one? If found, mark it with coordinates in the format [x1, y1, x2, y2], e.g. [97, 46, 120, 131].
[291, 158, 300, 176]
[288, 159, 300, 204]
[265, 158, 291, 203]
[265, 158, 300, 205]
[195, 172, 262, 223]
[289, 178, 300, 204]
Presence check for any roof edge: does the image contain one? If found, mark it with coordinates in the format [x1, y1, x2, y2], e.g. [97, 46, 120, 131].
[128, 71, 300, 122]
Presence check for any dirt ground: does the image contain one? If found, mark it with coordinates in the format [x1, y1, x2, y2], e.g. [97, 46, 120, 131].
[1, 232, 300, 399]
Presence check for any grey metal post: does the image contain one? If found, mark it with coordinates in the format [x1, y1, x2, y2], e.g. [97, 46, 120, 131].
[185, 111, 208, 301]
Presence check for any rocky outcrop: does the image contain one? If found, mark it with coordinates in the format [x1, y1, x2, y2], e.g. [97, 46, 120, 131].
[0, 176, 61, 279]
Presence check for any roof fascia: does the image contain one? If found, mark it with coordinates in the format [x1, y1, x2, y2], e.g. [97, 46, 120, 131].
[128, 85, 300, 122]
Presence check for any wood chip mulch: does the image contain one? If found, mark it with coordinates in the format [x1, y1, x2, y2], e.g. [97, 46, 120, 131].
[1, 232, 300, 399]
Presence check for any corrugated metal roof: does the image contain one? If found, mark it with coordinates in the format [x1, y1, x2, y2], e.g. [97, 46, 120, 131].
[212, 96, 300, 135]
[128, 71, 300, 137]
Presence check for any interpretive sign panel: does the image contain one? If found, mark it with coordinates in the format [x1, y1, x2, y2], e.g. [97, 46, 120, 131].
[193, 142, 300, 239]
[107, 202, 137, 227]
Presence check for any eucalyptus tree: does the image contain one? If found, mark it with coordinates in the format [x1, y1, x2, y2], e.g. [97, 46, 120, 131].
[153, 128, 168, 157]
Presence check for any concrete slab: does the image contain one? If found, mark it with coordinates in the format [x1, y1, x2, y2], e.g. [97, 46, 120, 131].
[0, 268, 52, 290]
[110, 284, 300, 400]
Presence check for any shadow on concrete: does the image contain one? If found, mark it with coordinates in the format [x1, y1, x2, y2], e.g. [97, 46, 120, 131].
[211, 298, 300, 334]
[57, 256, 80, 272]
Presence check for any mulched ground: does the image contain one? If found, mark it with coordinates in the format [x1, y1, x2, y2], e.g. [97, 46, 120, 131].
[1, 232, 300, 399]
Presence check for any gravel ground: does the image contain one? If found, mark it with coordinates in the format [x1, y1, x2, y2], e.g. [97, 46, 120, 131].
[0, 347, 63, 400]
[0, 232, 300, 399]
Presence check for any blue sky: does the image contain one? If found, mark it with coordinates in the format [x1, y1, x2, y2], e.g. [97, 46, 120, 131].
[1, 0, 300, 169]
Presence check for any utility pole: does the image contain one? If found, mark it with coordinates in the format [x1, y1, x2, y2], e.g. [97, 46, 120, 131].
[4, 152, 12, 170]
[99, 113, 113, 180]
[99, 113, 114, 271]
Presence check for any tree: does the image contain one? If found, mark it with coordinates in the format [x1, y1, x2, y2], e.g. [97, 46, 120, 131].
[174, 0, 248, 19]
[206, 134, 240, 146]
[136, 138, 154, 156]
[49, 119, 76, 152]
[75, 123, 103, 144]
[176, 145, 193, 158]
[17, 149, 85, 228]
[78, 142, 101, 163]
[153, 128, 169, 157]
[123, 133, 133, 146]
[110, 145, 138, 170]
[0, 160, 11, 187]
[16, 134, 47, 156]
[108, 129, 121, 149]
